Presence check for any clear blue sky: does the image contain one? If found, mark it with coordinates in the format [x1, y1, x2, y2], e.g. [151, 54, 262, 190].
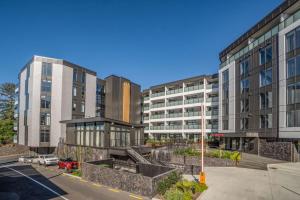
[0, 0, 282, 89]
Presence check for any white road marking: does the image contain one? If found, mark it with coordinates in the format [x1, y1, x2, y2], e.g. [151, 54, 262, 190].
[5, 166, 69, 200]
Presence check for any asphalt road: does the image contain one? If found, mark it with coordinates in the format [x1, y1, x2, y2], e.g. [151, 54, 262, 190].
[0, 162, 148, 200]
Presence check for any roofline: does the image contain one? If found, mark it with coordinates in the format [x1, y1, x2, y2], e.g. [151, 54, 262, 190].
[219, 0, 298, 61]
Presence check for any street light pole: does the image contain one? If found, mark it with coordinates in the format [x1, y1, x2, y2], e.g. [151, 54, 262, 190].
[200, 104, 206, 184]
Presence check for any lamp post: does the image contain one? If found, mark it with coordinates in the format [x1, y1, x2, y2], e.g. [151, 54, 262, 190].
[199, 104, 206, 184]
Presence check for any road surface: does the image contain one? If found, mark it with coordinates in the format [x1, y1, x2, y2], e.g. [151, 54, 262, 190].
[0, 162, 147, 200]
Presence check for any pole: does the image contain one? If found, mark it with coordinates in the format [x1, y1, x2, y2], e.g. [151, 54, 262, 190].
[200, 104, 206, 184]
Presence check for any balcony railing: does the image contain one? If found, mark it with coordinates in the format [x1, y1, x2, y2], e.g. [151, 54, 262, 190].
[143, 107, 149, 111]
[151, 92, 165, 98]
[166, 88, 183, 95]
[151, 103, 165, 109]
[144, 97, 150, 101]
[165, 125, 182, 130]
[184, 125, 201, 129]
[144, 126, 150, 130]
[206, 84, 218, 90]
[206, 110, 219, 116]
[184, 98, 203, 104]
[150, 114, 165, 119]
[166, 113, 183, 118]
[206, 124, 218, 129]
[166, 101, 183, 107]
[184, 85, 204, 92]
[143, 117, 149, 121]
[150, 126, 165, 130]
[184, 111, 201, 117]
[206, 97, 219, 103]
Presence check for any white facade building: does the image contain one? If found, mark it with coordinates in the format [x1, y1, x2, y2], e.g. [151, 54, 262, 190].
[142, 74, 219, 141]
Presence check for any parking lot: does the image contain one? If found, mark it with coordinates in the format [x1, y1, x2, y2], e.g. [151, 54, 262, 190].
[0, 161, 147, 200]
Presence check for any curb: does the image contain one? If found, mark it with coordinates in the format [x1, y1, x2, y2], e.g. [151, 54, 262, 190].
[62, 172, 82, 179]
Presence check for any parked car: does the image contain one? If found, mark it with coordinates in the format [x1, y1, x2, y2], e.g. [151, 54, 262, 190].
[38, 154, 59, 166]
[18, 156, 36, 163]
[58, 158, 78, 172]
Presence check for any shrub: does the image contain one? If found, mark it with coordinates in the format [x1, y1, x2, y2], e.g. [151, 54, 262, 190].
[164, 188, 184, 200]
[72, 169, 82, 177]
[174, 147, 200, 156]
[230, 151, 241, 166]
[157, 172, 182, 195]
[175, 180, 208, 200]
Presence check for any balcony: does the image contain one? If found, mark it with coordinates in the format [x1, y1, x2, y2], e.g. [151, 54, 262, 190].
[150, 126, 165, 130]
[206, 124, 218, 130]
[151, 103, 165, 109]
[165, 125, 182, 130]
[150, 114, 165, 119]
[184, 98, 203, 104]
[166, 88, 183, 95]
[151, 92, 165, 98]
[144, 126, 150, 130]
[184, 111, 201, 117]
[206, 84, 218, 90]
[166, 101, 183, 107]
[184, 85, 204, 92]
[184, 125, 201, 129]
[206, 97, 218, 103]
[206, 110, 219, 116]
[144, 97, 150, 101]
[166, 113, 183, 118]
[143, 107, 149, 111]
[143, 116, 149, 121]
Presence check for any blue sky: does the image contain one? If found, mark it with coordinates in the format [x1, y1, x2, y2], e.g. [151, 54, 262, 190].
[0, 0, 282, 89]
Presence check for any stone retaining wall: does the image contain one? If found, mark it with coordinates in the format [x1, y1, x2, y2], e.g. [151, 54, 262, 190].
[81, 160, 177, 197]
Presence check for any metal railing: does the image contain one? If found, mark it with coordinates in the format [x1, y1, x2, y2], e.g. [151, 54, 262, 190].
[151, 92, 165, 98]
[184, 125, 201, 129]
[206, 110, 219, 116]
[166, 113, 183, 118]
[166, 101, 183, 107]
[184, 98, 203, 104]
[166, 88, 183, 95]
[206, 97, 219, 102]
[151, 103, 165, 109]
[184, 85, 204, 92]
[150, 114, 165, 119]
[165, 125, 182, 130]
[184, 111, 201, 117]
[150, 126, 165, 130]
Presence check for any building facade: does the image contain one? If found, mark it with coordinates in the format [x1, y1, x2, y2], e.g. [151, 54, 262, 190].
[17, 55, 142, 152]
[142, 74, 218, 142]
[218, 0, 300, 151]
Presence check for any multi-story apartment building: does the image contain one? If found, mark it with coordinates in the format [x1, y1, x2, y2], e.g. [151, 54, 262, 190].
[17, 55, 142, 153]
[142, 74, 219, 142]
[218, 0, 300, 152]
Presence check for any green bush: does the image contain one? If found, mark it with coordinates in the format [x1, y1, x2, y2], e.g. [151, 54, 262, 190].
[174, 147, 200, 156]
[72, 169, 82, 177]
[157, 172, 182, 195]
[175, 180, 208, 200]
[164, 188, 184, 200]
[230, 151, 241, 166]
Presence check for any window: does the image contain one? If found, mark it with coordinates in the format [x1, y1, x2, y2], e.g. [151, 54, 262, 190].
[240, 79, 249, 93]
[81, 73, 85, 83]
[41, 96, 51, 109]
[260, 92, 272, 109]
[40, 129, 50, 142]
[73, 69, 78, 82]
[40, 113, 51, 126]
[286, 27, 300, 52]
[287, 82, 300, 104]
[81, 86, 85, 96]
[240, 59, 249, 76]
[287, 56, 300, 78]
[259, 45, 272, 65]
[42, 63, 52, 77]
[260, 68, 272, 87]
[260, 114, 272, 128]
[223, 103, 229, 116]
[240, 98, 249, 112]
[73, 103, 77, 111]
[287, 110, 300, 127]
[41, 80, 51, 92]
[81, 103, 85, 113]
[223, 70, 229, 83]
[240, 118, 249, 130]
[73, 87, 77, 96]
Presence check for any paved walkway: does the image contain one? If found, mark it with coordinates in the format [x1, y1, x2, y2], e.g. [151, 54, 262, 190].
[184, 165, 300, 200]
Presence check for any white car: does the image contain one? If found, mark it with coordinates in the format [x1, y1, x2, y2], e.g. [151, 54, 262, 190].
[18, 156, 36, 163]
[38, 154, 59, 166]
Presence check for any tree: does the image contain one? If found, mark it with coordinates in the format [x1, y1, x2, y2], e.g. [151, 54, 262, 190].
[0, 83, 16, 144]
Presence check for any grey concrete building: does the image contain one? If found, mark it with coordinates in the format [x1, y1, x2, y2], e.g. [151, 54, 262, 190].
[17, 55, 142, 153]
[218, 0, 300, 154]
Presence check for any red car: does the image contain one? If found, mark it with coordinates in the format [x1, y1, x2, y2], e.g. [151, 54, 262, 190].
[58, 158, 78, 172]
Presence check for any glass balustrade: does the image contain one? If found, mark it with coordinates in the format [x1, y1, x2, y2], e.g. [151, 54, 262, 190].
[184, 125, 201, 129]
[150, 126, 165, 130]
[150, 114, 165, 119]
[166, 88, 183, 95]
[184, 111, 201, 117]
[166, 113, 183, 118]
[184, 85, 204, 92]
[151, 92, 165, 98]
[184, 98, 203, 104]
[165, 125, 182, 130]
[166, 101, 183, 107]
[151, 103, 165, 108]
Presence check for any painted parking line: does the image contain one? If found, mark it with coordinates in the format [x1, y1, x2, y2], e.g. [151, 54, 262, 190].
[129, 194, 143, 200]
[109, 188, 120, 193]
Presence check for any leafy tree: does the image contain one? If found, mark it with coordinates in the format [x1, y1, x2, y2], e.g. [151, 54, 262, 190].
[0, 83, 16, 144]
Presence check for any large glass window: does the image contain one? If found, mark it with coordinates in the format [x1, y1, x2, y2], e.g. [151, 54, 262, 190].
[73, 69, 78, 82]
[41, 80, 51, 92]
[41, 96, 51, 109]
[223, 70, 229, 82]
[40, 129, 50, 142]
[240, 59, 249, 77]
[40, 113, 51, 126]
[260, 68, 272, 87]
[240, 98, 249, 112]
[240, 79, 249, 93]
[240, 118, 249, 130]
[287, 56, 300, 78]
[42, 62, 52, 77]
[73, 86, 77, 97]
[286, 27, 300, 52]
[260, 114, 272, 128]
[287, 110, 300, 127]
[259, 45, 272, 65]
[287, 82, 300, 104]
[260, 91, 272, 109]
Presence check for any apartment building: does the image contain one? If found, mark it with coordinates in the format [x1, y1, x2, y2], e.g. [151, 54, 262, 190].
[17, 55, 142, 152]
[142, 74, 218, 142]
[218, 0, 300, 152]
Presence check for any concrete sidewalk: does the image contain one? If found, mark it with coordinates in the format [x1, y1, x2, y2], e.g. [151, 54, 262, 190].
[184, 167, 272, 200]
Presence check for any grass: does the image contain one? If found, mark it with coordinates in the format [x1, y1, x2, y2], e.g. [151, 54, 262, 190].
[71, 169, 82, 177]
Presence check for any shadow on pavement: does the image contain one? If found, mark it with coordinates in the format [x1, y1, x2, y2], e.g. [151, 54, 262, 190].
[0, 164, 68, 200]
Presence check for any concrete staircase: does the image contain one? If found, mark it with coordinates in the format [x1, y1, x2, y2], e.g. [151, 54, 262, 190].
[238, 153, 285, 170]
[126, 148, 152, 164]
